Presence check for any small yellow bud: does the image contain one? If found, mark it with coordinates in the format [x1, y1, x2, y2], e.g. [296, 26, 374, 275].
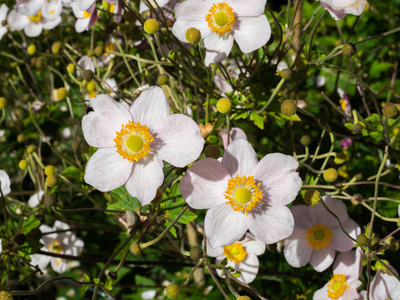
[86, 81, 96, 92]
[165, 283, 180, 299]
[82, 70, 94, 81]
[27, 44, 36, 55]
[300, 135, 311, 147]
[87, 49, 95, 57]
[334, 152, 347, 165]
[304, 189, 321, 206]
[27, 145, 37, 153]
[19, 160, 28, 170]
[46, 174, 58, 187]
[130, 241, 142, 256]
[17, 134, 25, 143]
[57, 87, 68, 100]
[0, 97, 6, 109]
[216, 98, 231, 114]
[0, 291, 13, 300]
[66, 63, 75, 74]
[189, 247, 203, 261]
[279, 69, 292, 80]
[185, 27, 201, 44]
[94, 45, 104, 57]
[281, 99, 297, 116]
[51, 42, 62, 54]
[382, 103, 399, 119]
[157, 74, 170, 85]
[204, 145, 221, 159]
[44, 165, 55, 176]
[342, 43, 356, 58]
[237, 297, 252, 300]
[144, 19, 159, 34]
[323, 168, 338, 182]
[356, 234, 368, 247]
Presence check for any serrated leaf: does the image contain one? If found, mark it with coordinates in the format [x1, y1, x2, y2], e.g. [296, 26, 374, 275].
[108, 186, 140, 211]
[168, 208, 197, 224]
[250, 112, 264, 129]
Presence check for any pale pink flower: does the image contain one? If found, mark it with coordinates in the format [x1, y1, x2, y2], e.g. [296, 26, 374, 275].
[172, 0, 271, 66]
[180, 138, 302, 248]
[220, 127, 247, 149]
[139, 0, 170, 13]
[71, 2, 97, 33]
[0, 4, 9, 41]
[313, 248, 363, 300]
[359, 271, 400, 300]
[206, 233, 266, 283]
[82, 86, 204, 205]
[318, 0, 368, 20]
[284, 196, 360, 272]
[28, 190, 45, 207]
[0, 170, 11, 196]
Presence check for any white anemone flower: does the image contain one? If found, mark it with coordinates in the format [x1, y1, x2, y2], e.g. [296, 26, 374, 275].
[359, 271, 400, 300]
[0, 170, 11, 196]
[0, 4, 9, 41]
[318, 0, 368, 20]
[172, 0, 271, 66]
[139, 0, 170, 13]
[28, 190, 45, 207]
[30, 221, 84, 274]
[71, 2, 97, 33]
[206, 233, 266, 283]
[180, 138, 302, 248]
[82, 86, 204, 205]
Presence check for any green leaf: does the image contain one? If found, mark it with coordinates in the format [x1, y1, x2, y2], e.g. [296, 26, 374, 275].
[369, 131, 383, 141]
[168, 208, 197, 224]
[93, 278, 100, 285]
[104, 281, 113, 291]
[250, 112, 264, 129]
[108, 186, 141, 211]
[61, 166, 82, 181]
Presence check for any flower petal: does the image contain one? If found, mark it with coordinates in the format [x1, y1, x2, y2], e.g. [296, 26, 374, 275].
[84, 148, 133, 192]
[236, 252, 259, 283]
[330, 218, 359, 252]
[0, 170, 11, 196]
[79, 0, 95, 11]
[290, 205, 314, 229]
[241, 233, 266, 256]
[333, 248, 363, 281]
[82, 94, 132, 148]
[28, 190, 45, 208]
[24, 22, 42, 37]
[234, 15, 271, 54]
[309, 246, 335, 272]
[230, 0, 267, 16]
[255, 153, 301, 205]
[180, 158, 230, 209]
[222, 138, 258, 177]
[205, 204, 247, 248]
[284, 228, 312, 268]
[125, 154, 164, 206]
[204, 239, 224, 257]
[203, 33, 234, 66]
[152, 114, 204, 167]
[247, 204, 294, 244]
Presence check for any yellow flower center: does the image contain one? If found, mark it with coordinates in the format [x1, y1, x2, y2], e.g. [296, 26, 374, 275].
[224, 175, 263, 216]
[109, 3, 115, 13]
[83, 10, 92, 19]
[223, 242, 247, 263]
[305, 224, 333, 250]
[114, 121, 153, 162]
[327, 274, 349, 299]
[49, 239, 62, 253]
[28, 11, 42, 22]
[88, 90, 97, 98]
[104, 42, 116, 56]
[205, 2, 236, 36]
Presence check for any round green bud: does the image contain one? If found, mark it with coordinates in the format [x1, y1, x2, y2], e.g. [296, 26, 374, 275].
[151, 188, 163, 205]
[82, 70, 94, 81]
[216, 98, 232, 114]
[87, 49, 95, 57]
[66, 63, 75, 74]
[107, 271, 118, 281]
[86, 81, 96, 92]
[294, 55, 307, 70]
[125, 11, 136, 24]
[300, 135, 311, 147]
[382, 103, 399, 119]
[27, 145, 36, 153]
[57, 87, 68, 100]
[185, 27, 201, 44]
[334, 152, 346, 165]
[0, 97, 6, 109]
[304, 189, 321, 206]
[51, 42, 62, 54]
[281, 99, 297, 116]
[27, 227, 42, 242]
[279, 69, 292, 80]
[35, 58, 44, 69]
[157, 74, 170, 85]
[237, 297, 252, 300]
[0, 291, 13, 300]
[323, 168, 338, 182]
[14, 233, 26, 245]
[17, 134, 25, 143]
[165, 283, 180, 299]
[94, 45, 104, 57]
[45, 193, 58, 207]
[130, 241, 142, 256]
[19, 160, 28, 170]
[189, 246, 203, 261]
[27, 44, 36, 55]
[1, 20, 7, 26]
[351, 123, 364, 134]
[46, 174, 58, 187]
[204, 145, 221, 159]
[356, 234, 368, 247]
[44, 165, 55, 176]
[144, 19, 159, 34]
[342, 43, 356, 57]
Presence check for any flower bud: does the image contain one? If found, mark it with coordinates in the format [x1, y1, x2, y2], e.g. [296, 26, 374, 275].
[0, 97, 6, 109]
[300, 135, 311, 147]
[107, 271, 118, 281]
[185, 27, 201, 44]
[57, 87, 68, 100]
[17, 134, 25, 143]
[204, 145, 221, 159]
[87, 49, 95, 57]
[351, 123, 364, 134]
[304, 189, 321, 206]
[27, 227, 42, 242]
[281, 99, 297, 116]
[0, 291, 13, 300]
[19, 160, 28, 170]
[144, 19, 159, 34]
[165, 283, 180, 299]
[27, 145, 36, 153]
[342, 43, 356, 57]
[130, 241, 142, 256]
[86, 81, 96, 92]
[279, 69, 292, 80]
[237, 297, 251, 300]
[35, 58, 44, 69]
[94, 45, 104, 57]
[334, 152, 346, 165]
[14, 233, 26, 245]
[189, 246, 203, 261]
[82, 70, 94, 81]
[27, 44, 36, 55]
[51, 42, 62, 54]
[356, 234, 368, 247]
[216, 98, 231, 114]
[157, 74, 169, 85]
[382, 103, 399, 119]
[66, 63, 75, 74]
[46, 174, 58, 187]
[151, 188, 163, 205]
[44, 165, 55, 176]
[45, 193, 58, 207]
[323, 168, 338, 182]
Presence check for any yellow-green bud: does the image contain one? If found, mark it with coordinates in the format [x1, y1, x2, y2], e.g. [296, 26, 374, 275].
[281, 99, 297, 116]
[19, 160, 28, 170]
[237, 297, 252, 300]
[130, 241, 142, 256]
[323, 168, 338, 182]
[0, 97, 6, 109]
[46, 173, 58, 187]
[382, 103, 399, 119]
[44, 165, 55, 176]
[86, 81, 96, 92]
[356, 234, 368, 247]
[334, 152, 346, 165]
[27, 44, 36, 55]
[35, 58, 44, 69]
[0, 291, 13, 300]
[185, 27, 201, 44]
[67, 63, 75, 74]
[279, 69, 292, 80]
[144, 19, 159, 34]
[189, 247, 203, 261]
[94, 45, 104, 57]
[82, 70, 94, 81]
[351, 123, 364, 134]
[342, 43, 356, 57]
[216, 98, 232, 114]
[204, 145, 221, 159]
[51, 42, 62, 54]
[165, 283, 180, 299]
[87, 49, 95, 57]
[45, 193, 58, 207]
[300, 135, 311, 147]
[304, 189, 321, 206]
[157, 74, 170, 85]
[151, 188, 163, 205]
[27, 145, 36, 153]
[57, 87, 68, 100]
[17, 134, 25, 143]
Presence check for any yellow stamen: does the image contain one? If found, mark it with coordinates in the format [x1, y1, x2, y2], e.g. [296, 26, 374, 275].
[88, 90, 97, 98]
[327, 274, 349, 299]
[114, 121, 153, 162]
[223, 242, 247, 263]
[104, 42, 116, 56]
[49, 239, 62, 253]
[109, 3, 115, 13]
[305, 224, 333, 250]
[50, 9, 54, 14]
[339, 99, 346, 111]
[224, 175, 263, 215]
[83, 10, 92, 19]
[205, 2, 236, 36]
[28, 11, 42, 22]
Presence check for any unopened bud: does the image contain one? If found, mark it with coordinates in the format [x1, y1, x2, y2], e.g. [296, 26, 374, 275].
[165, 283, 180, 299]
[86, 81, 96, 92]
[342, 43, 356, 57]
[35, 58, 44, 69]
[157, 74, 169, 85]
[44, 165, 55, 176]
[51, 42, 62, 54]
[237, 297, 252, 300]
[300, 135, 311, 147]
[323, 168, 338, 182]
[19, 160, 28, 170]
[87, 49, 95, 57]
[304, 189, 321, 206]
[94, 45, 104, 57]
[46, 174, 58, 187]
[27, 227, 42, 242]
[281, 99, 297, 116]
[185, 27, 201, 44]
[334, 152, 346, 165]
[82, 70, 94, 81]
[189, 247, 203, 261]
[356, 234, 368, 247]
[17, 134, 25, 143]
[130, 241, 142, 256]
[57, 87, 68, 100]
[27, 44, 36, 55]
[382, 103, 399, 119]
[351, 123, 364, 134]
[144, 19, 159, 34]
[0, 97, 6, 109]
[204, 145, 221, 159]
[279, 69, 292, 80]
[66, 63, 75, 74]
[125, 11, 136, 24]
[108, 271, 118, 281]
[14, 233, 26, 245]
[216, 98, 231, 114]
